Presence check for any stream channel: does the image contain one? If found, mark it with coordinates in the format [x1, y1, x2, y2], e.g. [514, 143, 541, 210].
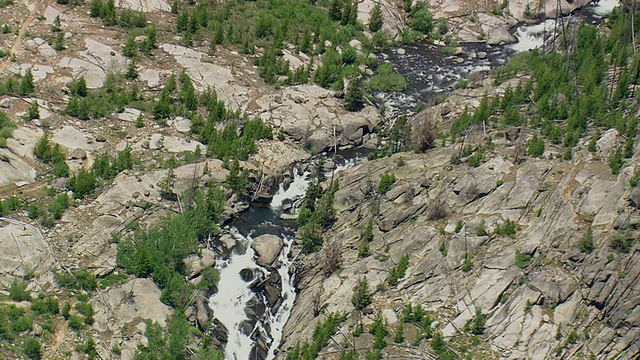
[207, 1, 617, 359]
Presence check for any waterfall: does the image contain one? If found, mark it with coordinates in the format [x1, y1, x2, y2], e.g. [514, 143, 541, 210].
[208, 230, 257, 360]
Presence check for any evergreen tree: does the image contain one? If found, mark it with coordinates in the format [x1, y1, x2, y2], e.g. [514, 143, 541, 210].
[352, 276, 373, 310]
[344, 80, 364, 111]
[53, 31, 65, 51]
[123, 34, 137, 58]
[341, 0, 352, 25]
[369, 3, 384, 32]
[52, 15, 61, 32]
[125, 59, 138, 80]
[329, 0, 342, 21]
[19, 69, 35, 96]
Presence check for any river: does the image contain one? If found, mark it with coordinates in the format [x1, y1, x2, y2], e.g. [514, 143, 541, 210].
[207, 1, 618, 359]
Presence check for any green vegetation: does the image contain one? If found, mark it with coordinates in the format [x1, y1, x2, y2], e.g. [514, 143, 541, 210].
[476, 219, 487, 236]
[465, 308, 486, 335]
[0, 110, 16, 148]
[451, 11, 640, 164]
[387, 254, 409, 286]
[352, 276, 373, 310]
[365, 63, 407, 92]
[23, 338, 41, 360]
[609, 230, 634, 253]
[117, 187, 225, 310]
[358, 220, 374, 258]
[579, 228, 595, 253]
[286, 312, 347, 360]
[515, 250, 532, 269]
[370, 309, 388, 350]
[494, 219, 519, 238]
[526, 134, 545, 157]
[377, 172, 396, 195]
[344, 80, 364, 111]
[297, 172, 338, 254]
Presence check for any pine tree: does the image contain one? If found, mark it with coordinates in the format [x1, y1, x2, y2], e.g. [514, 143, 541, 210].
[369, 3, 384, 32]
[19, 69, 35, 96]
[52, 15, 61, 32]
[329, 0, 342, 21]
[123, 35, 137, 58]
[344, 80, 364, 111]
[352, 276, 373, 310]
[125, 59, 138, 80]
[25, 100, 39, 120]
[341, 0, 353, 25]
[53, 31, 65, 51]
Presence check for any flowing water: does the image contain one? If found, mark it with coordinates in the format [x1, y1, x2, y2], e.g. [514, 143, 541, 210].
[382, 0, 618, 115]
[207, 1, 619, 358]
[208, 150, 368, 360]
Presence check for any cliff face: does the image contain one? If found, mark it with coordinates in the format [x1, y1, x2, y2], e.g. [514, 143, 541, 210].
[281, 126, 640, 359]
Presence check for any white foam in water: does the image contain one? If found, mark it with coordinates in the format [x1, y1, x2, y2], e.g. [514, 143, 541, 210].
[265, 235, 295, 359]
[270, 170, 311, 209]
[511, 19, 557, 52]
[209, 231, 257, 360]
[592, 0, 618, 16]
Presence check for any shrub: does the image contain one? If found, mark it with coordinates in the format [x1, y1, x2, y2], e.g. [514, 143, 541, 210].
[69, 169, 97, 199]
[75, 302, 94, 325]
[610, 231, 634, 253]
[470, 307, 486, 335]
[377, 173, 396, 194]
[411, 7, 433, 34]
[579, 228, 594, 253]
[608, 148, 624, 174]
[526, 134, 545, 157]
[515, 250, 532, 269]
[369, 3, 383, 32]
[197, 267, 220, 290]
[22, 338, 41, 360]
[31, 297, 59, 315]
[9, 279, 29, 301]
[495, 219, 518, 238]
[68, 315, 85, 331]
[476, 219, 487, 236]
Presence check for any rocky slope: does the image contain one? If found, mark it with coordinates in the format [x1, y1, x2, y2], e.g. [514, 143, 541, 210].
[0, 0, 636, 359]
[281, 95, 640, 359]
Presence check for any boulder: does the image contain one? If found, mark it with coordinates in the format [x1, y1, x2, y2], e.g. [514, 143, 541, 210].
[251, 234, 283, 269]
[184, 249, 216, 279]
[305, 130, 332, 153]
[69, 147, 87, 160]
[0, 219, 55, 284]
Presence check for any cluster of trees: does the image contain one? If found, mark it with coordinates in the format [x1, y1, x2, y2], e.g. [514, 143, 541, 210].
[116, 186, 225, 310]
[456, 10, 640, 170]
[0, 266, 106, 359]
[0, 69, 36, 96]
[285, 312, 347, 360]
[135, 316, 223, 360]
[65, 75, 143, 120]
[34, 134, 69, 177]
[89, 0, 147, 28]
[297, 171, 339, 253]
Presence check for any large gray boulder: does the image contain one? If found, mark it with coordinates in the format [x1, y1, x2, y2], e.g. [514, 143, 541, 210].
[251, 234, 283, 269]
[0, 219, 55, 286]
